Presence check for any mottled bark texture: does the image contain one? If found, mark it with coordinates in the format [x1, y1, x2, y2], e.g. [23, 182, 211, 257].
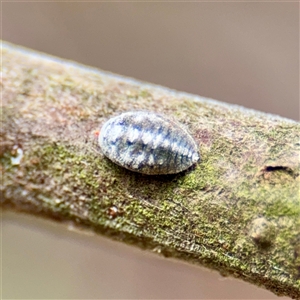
[1, 41, 299, 298]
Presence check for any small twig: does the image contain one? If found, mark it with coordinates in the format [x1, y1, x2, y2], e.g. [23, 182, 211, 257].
[1, 41, 299, 299]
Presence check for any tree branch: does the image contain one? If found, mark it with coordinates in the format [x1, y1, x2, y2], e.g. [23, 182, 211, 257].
[1, 41, 299, 299]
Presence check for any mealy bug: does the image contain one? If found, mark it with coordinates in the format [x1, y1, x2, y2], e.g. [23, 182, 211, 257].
[98, 111, 200, 175]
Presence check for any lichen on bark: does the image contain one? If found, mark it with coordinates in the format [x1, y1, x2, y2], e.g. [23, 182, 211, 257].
[1, 41, 300, 299]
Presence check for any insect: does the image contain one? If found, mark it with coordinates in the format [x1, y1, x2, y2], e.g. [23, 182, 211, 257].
[98, 111, 200, 175]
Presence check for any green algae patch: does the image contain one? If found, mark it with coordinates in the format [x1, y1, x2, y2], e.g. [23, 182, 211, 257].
[265, 197, 300, 218]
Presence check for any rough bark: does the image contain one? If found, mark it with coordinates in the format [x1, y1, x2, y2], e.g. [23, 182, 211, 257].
[1, 41, 299, 299]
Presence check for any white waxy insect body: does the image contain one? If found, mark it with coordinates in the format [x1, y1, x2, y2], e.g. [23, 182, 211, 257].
[98, 111, 200, 175]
